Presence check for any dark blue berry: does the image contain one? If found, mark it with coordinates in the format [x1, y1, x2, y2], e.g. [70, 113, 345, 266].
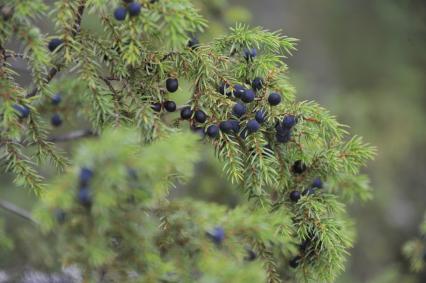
[206, 125, 219, 138]
[241, 89, 255, 103]
[243, 48, 257, 61]
[290, 191, 301, 202]
[164, 101, 176, 112]
[218, 83, 232, 96]
[233, 84, 245, 98]
[247, 119, 260, 133]
[312, 178, 323, 189]
[54, 209, 66, 224]
[114, 6, 127, 21]
[51, 93, 62, 105]
[188, 37, 199, 49]
[268, 93, 281, 106]
[292, 160, 307, 174]
[219, 120, 233, 134]
[299, 239, 310, 251]
[255, 110, 266, 124]
[194, 110, 207, 123]
[78, 186, 92, 208]
[13, 104, 30, 118]
[252, 77, 264, 91]
[48, 38, 63, 52]
[127, 2, 142, 17]
[166, 78, 179, 92]
[232, 102, 247, 117]
[79, 167, 94, 185]
[276, 130, 291, 143]
[180, 106, 193, 120]
[282, 115, 297, 128]
[51, 113, 62, 127]
[151, 102, 162, 112]
[209, 226, 225, 244]
[230, 120, 241, 133]
[289, 256, 301, 268]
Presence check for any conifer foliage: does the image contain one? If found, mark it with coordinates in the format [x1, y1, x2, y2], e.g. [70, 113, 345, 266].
[404, 213, 426, 272]
[0, 0, 376, 282]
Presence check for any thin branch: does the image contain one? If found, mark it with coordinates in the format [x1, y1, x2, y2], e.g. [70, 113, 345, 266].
[48, 129, 97, 143]
[25, 0, 87, 98]
[0, 199, 38, 225]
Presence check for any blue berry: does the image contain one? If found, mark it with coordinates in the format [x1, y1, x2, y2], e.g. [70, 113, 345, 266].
[290, 191, 301, 202]
[282, 115, 297, 128]
[233, 84, 245, 98]
[255, 110, 266, 124]
[114, 6, 127, 21]
[151, 102, 162, 112]
[206, 125, 219, 138]
[230, 120, 241, 133]
[188, 37, 199, 49]
[54, 209, 66, 224]
[209, 226, 225, 244]
[13, 104, 30, 118]
[219, 120, 233, 134]
[127, 2, 142, 17]
[252, 77, 264, 91]
[289, 256, 301, 268]
[243, 48, 257, 61]
[77, 186, 92, 208]
[164, 101, 176, 112]
[194, 110, 207, 123]
[292, 160, 307, 175]
[241, 89, 255, 103]
[218, 83, 232, 96]
[48, 38, 63, 52]
[276, 130, 291, 143]
[246, 119, 260, 133]
[51, 93, 62, 105]
[312, 178, 323, 189]
[166, 78, 178, 92]
[232, 102, 247, 117]
[180, 106, 193, 120]
[79, 167, 94, 185]
[268, 93, 281, 106]
[51, 113, 62, 127]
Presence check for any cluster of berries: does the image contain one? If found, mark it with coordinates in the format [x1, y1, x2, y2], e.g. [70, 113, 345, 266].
[289, 160, 324, 202]
[50, 93, 63, 127]
[77, 167, 94, 209]
[179, 74, 284, 139]
[151, 78, 179, 112]
[114, 0, 143, 21]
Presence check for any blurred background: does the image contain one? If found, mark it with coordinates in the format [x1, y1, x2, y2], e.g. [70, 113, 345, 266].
[1, 0, 426, 282]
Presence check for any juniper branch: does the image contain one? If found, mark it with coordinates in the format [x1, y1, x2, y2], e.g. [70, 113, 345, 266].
[26, 1, 86, 98]
[48, 129, 97, 143]
[0, 199, 38, 225]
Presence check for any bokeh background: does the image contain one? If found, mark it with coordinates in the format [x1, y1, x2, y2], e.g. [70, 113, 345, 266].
[1, 0, 425, 282]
